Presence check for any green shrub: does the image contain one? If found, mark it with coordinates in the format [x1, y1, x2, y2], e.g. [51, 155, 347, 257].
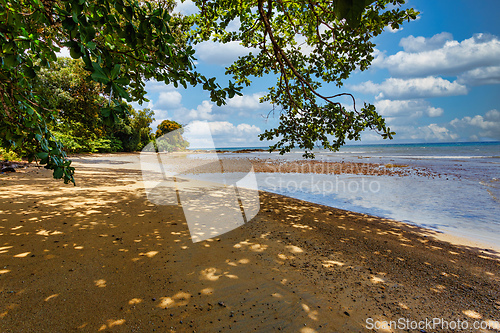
[0, 148, 21, 161]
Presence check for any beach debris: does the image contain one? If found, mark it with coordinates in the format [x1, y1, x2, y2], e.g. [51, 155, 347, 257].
[1, 160, 32, 172]
[1, 166, 16, 172]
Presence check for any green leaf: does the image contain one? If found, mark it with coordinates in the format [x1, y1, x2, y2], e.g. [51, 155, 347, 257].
[4, 54, 18, 67]
[110, 64, 120, 79]
[53, 167, 64, 179]
[114, 77, 130, 85]
[24, 67, 36, 79]
[112, 83, 130, 101]
[101, 107, 111, 117]
[70, 45, 83, 59]
[37, 152, 49, 159]
[91, 71, 110, 84]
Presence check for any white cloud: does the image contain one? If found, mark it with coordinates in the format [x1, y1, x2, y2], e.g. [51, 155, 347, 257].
[376, 33, 500, 77]
[144, 81, 171, 92]
[186, 100, 214, 121]
[384, 26, 403, 34]
[351, 76, 467, 100]
[184, 121, 262, 148]
[360, 123, 459, 143]
[449, 109, 500, 140]
[371, 49, 386, 68]
[173, 0, 198, 15]
[362, 110, 500, 143]
[224, 93, 270, 111]
[426, 107, 444, 118]
[399, 32, 453, 52]
[194, 41, 253, 65]
[56, 47, 71, 58]
[457, 66, 500, 86]
[375, 99, 443, 118]
[131, 100, 154, 113]
[417, 123, 459, 141]
[157, 91, 182, 108]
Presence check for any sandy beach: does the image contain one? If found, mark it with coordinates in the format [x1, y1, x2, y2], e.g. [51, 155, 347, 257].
[1, 158, 499, 332]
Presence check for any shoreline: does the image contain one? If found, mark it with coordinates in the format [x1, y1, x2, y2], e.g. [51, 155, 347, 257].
[5, 152, 499, 253]
[56, 152, 500, 252]
[0, 166, 499, 331]
[261, 187, 500, 256]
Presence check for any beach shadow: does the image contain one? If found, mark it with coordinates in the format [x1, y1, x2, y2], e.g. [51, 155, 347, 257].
[0, 168, 499, 332]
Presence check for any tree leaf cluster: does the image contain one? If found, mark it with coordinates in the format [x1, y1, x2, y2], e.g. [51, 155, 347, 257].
[191, 0, 418, 157]
[0, 0, 241, 184]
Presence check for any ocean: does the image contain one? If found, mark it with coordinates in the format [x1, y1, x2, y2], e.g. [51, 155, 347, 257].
[192, 142, 500, 247]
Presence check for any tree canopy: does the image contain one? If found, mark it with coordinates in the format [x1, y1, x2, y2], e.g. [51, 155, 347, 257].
[155, 119, 189, 152]
[191, 0, 418, 157]
[0, 0, 418, 183]
[0, 0, 240, 183]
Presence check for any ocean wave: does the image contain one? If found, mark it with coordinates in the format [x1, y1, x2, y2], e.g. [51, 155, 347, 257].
[384, 155, 497, 159]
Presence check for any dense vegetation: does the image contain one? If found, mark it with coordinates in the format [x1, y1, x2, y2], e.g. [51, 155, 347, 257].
[1, 0, 237, 183]
[0, 58, 156, 157]
[38, 58, 156, 153]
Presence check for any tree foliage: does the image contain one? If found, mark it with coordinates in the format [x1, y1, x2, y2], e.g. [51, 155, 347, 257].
[35, 58, 106, 141]
[155, 119, 182, 138]
[32, 58, 154, 153]
[0, 0, 240, 183]
[155, 119, 189, 152]
[191, 0, 418, 157]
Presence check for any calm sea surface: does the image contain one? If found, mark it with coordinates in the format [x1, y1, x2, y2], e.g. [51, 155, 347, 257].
[209, 142, 500, 247]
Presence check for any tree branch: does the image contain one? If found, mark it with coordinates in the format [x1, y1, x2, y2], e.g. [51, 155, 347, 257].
[257, 0, 353, 116]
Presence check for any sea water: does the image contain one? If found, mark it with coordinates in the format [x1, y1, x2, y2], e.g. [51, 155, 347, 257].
[193, 142, 500, 247]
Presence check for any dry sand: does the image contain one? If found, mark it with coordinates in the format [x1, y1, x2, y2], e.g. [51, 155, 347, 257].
[1, 163, 499, 332]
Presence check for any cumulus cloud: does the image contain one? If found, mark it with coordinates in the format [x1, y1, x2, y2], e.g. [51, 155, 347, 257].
[384, 25, 403, 34]
[417, 123, 459, 141]
[397, 124, 458, 141]
[194, 41, 253, 66]
[426, 107, 444, 118]
[351, 76, 467, 100]
[222, 93, 273, 114]
[449, 109, 500, 140]
[457, 65, 500, 86]
[144, 80, 178, 92]
[56, 47, 71, 58]
[184, 121, 262, 148]
[360, 123, 459, 143]
[376, 33, 500, 77]
[226, 93, 263, 110]
[157, 91, 182, 108]
[399, 32, 454, 52]
[185, 100, 214, 121]
[375, 99, 444, 118]
[362, 110, 500, 143]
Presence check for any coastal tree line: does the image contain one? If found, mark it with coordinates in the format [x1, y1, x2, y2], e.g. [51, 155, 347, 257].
[0, 57, 186, 158]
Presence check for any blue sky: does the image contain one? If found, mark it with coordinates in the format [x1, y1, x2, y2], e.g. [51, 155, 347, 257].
[132, 0, 500, 148]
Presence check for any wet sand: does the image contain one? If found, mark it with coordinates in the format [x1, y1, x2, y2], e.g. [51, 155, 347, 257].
[0, 163, 499, 332]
